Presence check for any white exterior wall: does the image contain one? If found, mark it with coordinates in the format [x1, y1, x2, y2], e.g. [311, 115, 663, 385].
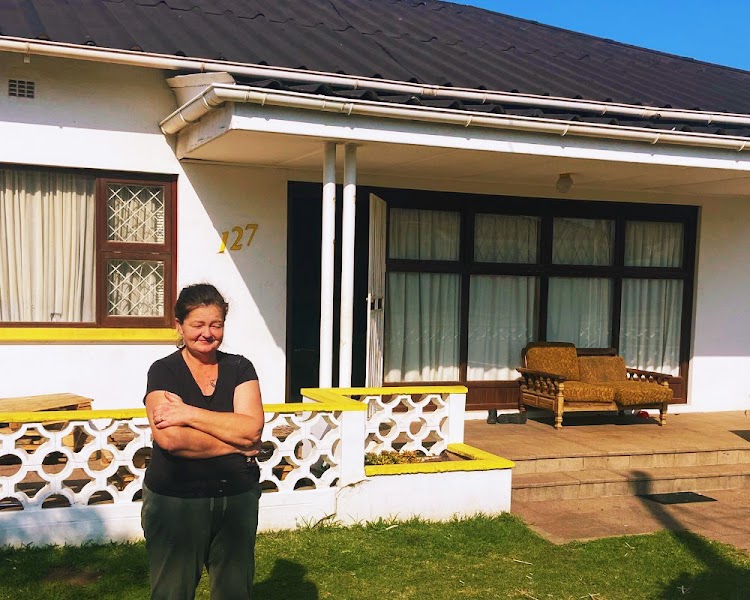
[2, 52, 750, 412]
[689, 198, 750, 412]
[336, 469, 512, 524]
[0, 54, 289, 407]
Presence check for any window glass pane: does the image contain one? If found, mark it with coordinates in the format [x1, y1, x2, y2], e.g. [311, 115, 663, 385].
[620, 279, 682, 375]
[467, 275, 537, 380]
[625, 221, 683, 267]
[107, 183, 165, 244]
[388, 208, 459, 260]
[384, 272, 460, 382]
[547, 277, 612, 347]
[0, 168, 96, 323]
[474, 214, 539, 263]
[553, 218, 613, 265]
[107, 259, 165, 317]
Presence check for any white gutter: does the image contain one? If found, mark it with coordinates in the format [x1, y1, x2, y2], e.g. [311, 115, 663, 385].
[3, 36, 750, 130]
[159, 83, 750, 152]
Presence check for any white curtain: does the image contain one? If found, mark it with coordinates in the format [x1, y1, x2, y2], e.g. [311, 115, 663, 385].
[474, 214, 539, 263]
[384, 208, 461, 382]
[467, 275, 537, 380]
[547, 218, 613, 348]
[620, 221, 683, 375]
[547, 277, 612, 347]
[620, 279, 682, 376]
[625, 221, 683, 267]
[553, 218, 613, 265]
[388, 208, 460, 260]
[384, 273, 460, 382]
[0, 169, 95, 322]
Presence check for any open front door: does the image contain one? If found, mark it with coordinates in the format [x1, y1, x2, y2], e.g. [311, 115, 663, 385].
[365, 193, 386, 387]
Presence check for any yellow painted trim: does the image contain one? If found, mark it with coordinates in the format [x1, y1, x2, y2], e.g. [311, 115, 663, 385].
[262, 400, 366, 413]
[0, 408, 147, 423]
[265, 386, 468, 413]
[0, 328, 178, 343]
[0, 387, 465, 421]
[299, 388, 368, 411]
[262, 402, 302, 413]
[447, 443, 515, 467]
[334, 386, 468, 395]
[365, 443, 514, 476]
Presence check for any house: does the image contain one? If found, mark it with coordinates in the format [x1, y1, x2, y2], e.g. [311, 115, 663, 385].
[2, 0, 750, 417]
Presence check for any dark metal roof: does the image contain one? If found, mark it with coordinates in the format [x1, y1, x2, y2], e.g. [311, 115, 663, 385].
[3, 0, 750, 136]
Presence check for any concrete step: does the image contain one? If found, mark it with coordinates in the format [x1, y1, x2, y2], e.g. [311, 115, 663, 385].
[511, 446, 750, 476]
[512, 463, 750, 502]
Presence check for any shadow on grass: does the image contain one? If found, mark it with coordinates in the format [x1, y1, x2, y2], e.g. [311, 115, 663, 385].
[631, 470, 750, 600]
[254, 558, 318, 599]
[0, 542, 150, 599]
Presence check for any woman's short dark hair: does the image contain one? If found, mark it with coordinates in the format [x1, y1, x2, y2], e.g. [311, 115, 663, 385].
[174, 283, 229, 323]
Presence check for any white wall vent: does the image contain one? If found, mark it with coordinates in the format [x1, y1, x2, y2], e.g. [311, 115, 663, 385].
[8, 79, 35, 98]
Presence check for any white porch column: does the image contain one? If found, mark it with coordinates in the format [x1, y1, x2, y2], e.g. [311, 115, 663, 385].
[319, 142, 337, 388]
[339, 144, 357, 387]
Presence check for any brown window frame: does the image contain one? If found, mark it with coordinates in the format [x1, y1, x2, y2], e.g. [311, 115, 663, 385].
[0, 165, 177, 328]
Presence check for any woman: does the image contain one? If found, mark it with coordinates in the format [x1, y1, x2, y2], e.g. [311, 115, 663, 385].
[141, 283, 264, 600]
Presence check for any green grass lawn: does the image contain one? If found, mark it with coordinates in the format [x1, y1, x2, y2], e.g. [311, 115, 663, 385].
[0, 514, 748, 599]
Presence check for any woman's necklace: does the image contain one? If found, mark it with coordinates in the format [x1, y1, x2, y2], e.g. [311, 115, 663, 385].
[183, 349, 218, 393]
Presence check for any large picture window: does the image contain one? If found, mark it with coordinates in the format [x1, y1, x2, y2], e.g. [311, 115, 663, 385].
[383, 194, 696, 387]
[0, 166, 176, 327]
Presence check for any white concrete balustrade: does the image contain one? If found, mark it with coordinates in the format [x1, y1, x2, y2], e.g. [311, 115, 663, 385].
[0, 387, 513, 547]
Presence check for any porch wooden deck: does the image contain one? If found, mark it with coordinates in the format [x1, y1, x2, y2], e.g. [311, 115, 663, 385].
[465, 410, 750, 549]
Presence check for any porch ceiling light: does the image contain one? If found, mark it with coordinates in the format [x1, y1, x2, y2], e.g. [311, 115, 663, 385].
[556, 173, 574, 194]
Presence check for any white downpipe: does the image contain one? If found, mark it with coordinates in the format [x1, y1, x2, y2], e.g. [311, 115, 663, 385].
[319, 142, 337, 388]
[158, 85, 750, 153]
[339, 145, 357, 388]
[3, 37, 750, 131]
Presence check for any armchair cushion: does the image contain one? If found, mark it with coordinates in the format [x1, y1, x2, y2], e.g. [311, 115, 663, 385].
[607, 381, 672, 406]
[525, 344, 580, 381]
[578, 356, 627, 382]
[563, 381, 616, 403]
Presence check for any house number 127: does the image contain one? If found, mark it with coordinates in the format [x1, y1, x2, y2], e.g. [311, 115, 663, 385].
[219, 223, 258, 253]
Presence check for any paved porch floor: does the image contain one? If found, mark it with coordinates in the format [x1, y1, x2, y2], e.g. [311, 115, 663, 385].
[464, 410, 750, 551]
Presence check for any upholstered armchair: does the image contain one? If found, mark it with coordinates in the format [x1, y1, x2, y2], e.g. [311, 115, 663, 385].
[517, 342, 672, 429]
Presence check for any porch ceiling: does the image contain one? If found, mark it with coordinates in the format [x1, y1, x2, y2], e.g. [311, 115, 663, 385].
[181, 129, 750, 198]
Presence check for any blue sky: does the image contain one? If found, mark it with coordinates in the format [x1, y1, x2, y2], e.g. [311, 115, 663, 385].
[451, 1, 748, 71]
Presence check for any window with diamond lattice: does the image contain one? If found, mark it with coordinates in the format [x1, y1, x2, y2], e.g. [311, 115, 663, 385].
[98, 177, 175, 327]
[0, 166, 175, 327]
[107, 184, 165, 244]
[107, 259, 165, 317]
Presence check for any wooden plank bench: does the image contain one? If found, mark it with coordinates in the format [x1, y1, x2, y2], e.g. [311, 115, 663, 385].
[0, 393, 94, 452]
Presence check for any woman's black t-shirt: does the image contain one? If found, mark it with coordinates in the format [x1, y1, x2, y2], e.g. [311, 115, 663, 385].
[144, 349, 261, 498]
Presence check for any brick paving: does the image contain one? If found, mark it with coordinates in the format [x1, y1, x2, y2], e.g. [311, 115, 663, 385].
[465, 410, 750, 551]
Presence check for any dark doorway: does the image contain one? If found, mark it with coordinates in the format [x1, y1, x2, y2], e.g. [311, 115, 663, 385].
[286, 182, 368, 401]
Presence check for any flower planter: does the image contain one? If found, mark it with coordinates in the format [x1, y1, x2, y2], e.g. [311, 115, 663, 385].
[336, 444, 514, 524]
